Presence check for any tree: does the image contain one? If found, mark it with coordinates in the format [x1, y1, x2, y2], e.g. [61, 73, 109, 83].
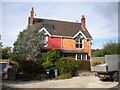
[91, 49, 104, 57]
[0, 35, 2, 48]
[42, 49, 60, 69]
[2, 47, 12, 59]
[0, 35, 2, 59]
[102, 42, 119, 55]
[13, 24, 46, 62]
[92, 42, 120, 57]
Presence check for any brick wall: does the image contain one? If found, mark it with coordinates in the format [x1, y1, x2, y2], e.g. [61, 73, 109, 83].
[62, 38, 75, 49]
[83, 39, 91, 57]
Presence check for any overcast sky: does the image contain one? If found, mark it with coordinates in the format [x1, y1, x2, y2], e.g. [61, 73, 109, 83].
[1, 1, 118, 49]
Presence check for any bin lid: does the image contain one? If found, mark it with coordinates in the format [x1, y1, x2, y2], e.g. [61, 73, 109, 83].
[46, 69, 50, 71]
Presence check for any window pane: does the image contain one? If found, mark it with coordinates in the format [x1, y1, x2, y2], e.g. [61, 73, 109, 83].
[82, 55, 86, 60]
[77, 55, 81, 60]
[76, 38, 79, 43]
[76, 44, 79, 48]
[80, 39, 82, 43]
[80, 44, 82, 48]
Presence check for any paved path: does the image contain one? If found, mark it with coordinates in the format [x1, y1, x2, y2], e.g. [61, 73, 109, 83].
[2, 75, 118, 88]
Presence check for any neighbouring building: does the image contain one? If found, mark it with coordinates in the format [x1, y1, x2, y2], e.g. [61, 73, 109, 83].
[28, 7, 93, 61]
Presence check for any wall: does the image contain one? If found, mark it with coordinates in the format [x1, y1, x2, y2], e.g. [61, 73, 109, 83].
[83, 39, 91, 57]
[45, 36, 91, 59]
[47, 36, 62, 49]
[62, 38, 75, 49]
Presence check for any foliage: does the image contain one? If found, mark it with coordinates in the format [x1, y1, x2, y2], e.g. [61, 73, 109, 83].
[92, 60, 102, 66]
[74, 60, 90, 71]
[13, 24, 46, 61]
[0, 35, 2, 48]
[42, 49, 60, 69]
[20, 60, 45, 74]
[55, 58, 90, 79]
[2, 47, 12, 59]
[9, 52, 19, 62]
[92, 42, 120, 57]
[102, 42, 120, 55]
[55, 57, 76, 75]
[91, 49, 104, 57]
[53, 73, 72, 80]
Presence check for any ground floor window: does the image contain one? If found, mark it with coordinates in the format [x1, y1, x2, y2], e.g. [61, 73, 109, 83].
[75, 54, 87, 60]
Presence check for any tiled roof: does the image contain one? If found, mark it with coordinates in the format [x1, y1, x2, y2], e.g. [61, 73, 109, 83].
[32, 18, 92, 39]
[60, 49, 88, 54]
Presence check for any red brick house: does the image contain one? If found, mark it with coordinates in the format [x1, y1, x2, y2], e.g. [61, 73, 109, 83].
[28, 7, 93, 61]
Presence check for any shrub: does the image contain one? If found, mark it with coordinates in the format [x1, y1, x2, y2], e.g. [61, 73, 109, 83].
[53, 73, 72, 80]
[42, 49, 60, 69]
[20, 60, 45, 74]
[75, 60, 90, 71]
[55, 57, 76, 76]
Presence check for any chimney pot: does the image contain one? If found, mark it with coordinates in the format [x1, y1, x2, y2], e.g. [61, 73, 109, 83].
[82, 15, 85, 18]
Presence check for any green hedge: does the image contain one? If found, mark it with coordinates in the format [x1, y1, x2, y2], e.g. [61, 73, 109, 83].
[55, 57, 90, 77]
[75, 60, 90, 71]
[20, 60, 45, 74]
[55, 57, 76, 76]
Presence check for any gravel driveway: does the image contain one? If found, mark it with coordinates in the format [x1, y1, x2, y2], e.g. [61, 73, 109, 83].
[2, 75, 118, 88]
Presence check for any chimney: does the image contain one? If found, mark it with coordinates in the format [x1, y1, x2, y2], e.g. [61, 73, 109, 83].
[81, 15, 86, 30]
[29, 7, 34, 26]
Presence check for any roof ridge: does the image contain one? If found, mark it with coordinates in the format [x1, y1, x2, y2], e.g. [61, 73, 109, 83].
[34, 17, 81, 24]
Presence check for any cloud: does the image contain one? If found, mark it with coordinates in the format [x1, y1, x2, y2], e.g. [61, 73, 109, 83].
[87, 2, 118, 39]
[92, 2, 118, 21]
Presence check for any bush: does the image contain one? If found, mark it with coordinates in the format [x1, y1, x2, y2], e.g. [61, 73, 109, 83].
[55, 57, 90, 78]
[75, 60, 90, 71]
[42, 49, 60, 69]
[53, 73, 72, 80]
[55, 57, 76, 76]
[20, 60, 45, 74]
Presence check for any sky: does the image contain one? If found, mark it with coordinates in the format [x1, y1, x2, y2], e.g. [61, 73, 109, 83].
[1, 1, 119, 49]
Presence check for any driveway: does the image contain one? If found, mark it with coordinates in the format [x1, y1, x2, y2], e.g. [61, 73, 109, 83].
[2, 75, 118, 88]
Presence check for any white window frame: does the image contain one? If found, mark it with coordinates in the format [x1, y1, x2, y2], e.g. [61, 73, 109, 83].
[75, 38, 84, 49]
[75, 54, 87, 60]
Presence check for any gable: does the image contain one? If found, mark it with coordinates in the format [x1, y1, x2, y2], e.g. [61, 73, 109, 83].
[73, 31, 87, 39]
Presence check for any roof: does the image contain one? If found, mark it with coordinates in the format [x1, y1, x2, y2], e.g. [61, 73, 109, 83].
[41, 48, 88, 54]
[31, 18, 92, 39]
[60, 49, 88, 54]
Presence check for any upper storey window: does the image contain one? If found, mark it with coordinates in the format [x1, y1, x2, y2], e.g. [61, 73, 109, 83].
[76, 38, 83, 48]
[75, 33, 84, 49]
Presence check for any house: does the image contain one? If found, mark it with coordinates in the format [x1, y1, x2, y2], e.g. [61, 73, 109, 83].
[28, 7, 93, 61]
